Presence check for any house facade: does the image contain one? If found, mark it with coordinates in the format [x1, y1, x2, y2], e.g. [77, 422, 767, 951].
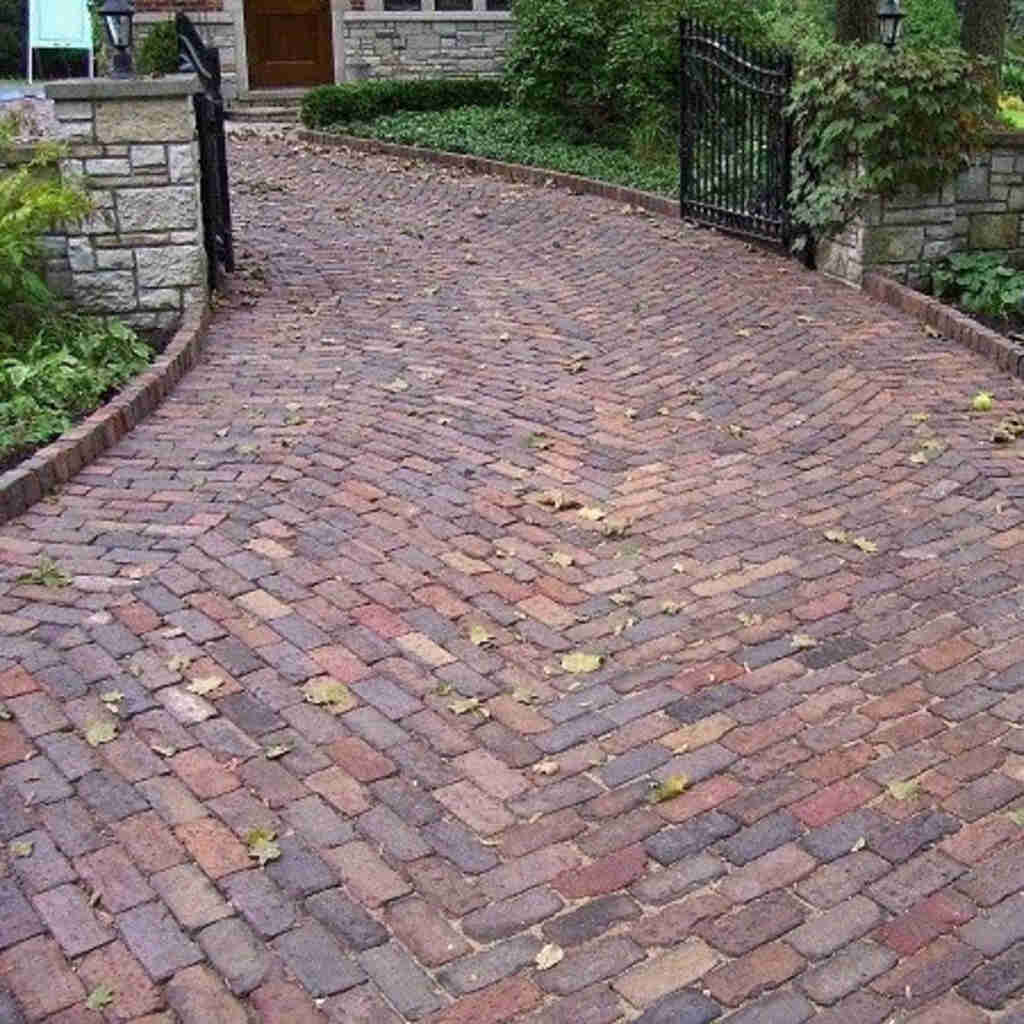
[137, 0, 514, 96]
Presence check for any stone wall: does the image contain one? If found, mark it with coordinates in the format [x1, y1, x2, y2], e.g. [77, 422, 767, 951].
[136, 12, 238, 85]
[818, 134, 1024, 287]
[42, 76, 207, 331]
[343, 13, 513, 79]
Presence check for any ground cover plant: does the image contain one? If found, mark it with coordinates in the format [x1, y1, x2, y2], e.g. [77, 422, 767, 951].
[0, 120, 153, 470]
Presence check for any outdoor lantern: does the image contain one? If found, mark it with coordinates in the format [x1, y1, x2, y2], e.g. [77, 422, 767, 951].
[878, 0, 905, 48]
[99, 0, 136, 78]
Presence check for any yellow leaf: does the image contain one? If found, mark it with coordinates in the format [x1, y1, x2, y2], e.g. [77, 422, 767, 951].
[851, 536, 878, 554]
[625, 408, 637, 420]
[538, 491, 580, 512]
[533, 760, 560, 776]
[661, 600, 683, 615]
[648, 774, 689, 804]
[887, 779, 919, 801]
[1007, 808, 1024, 826]
[512, 687, 539, 704]
[550, 551, 574, 568]
[561, 652, 603, 674]
[823, 529, 848, 544]
[535, 943, 564, 970]
[265, 744, 291, 759]
[0, 703, 11, 721]
[672, 562, 687, 574]
[9, 840, 33, 858]
[384, 377, 409, 393]
[578, 506, 606, 521]
[609, 592, 634, 606]
[151, 741, 177, 758]
[166, 654, 191, 673]
[99, 690, 124, 705]
[727, 423, 745, 438]
[469, 625, 495, 647]
[791, 633, 818, 650]
[245, 827, 281, 866]
[850, 836, 867, 852]
[303, 679, 356, 712]
[85, 984, 115, 1011]
[449, 696, 484, 716]
[187, 676, 223, 697]
[85, 720, 117, 747]
[737, 612, 762, 627]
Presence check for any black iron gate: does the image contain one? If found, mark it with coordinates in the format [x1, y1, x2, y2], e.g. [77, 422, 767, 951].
[679, 19, 794, 248]
[177, 13, 235, 289]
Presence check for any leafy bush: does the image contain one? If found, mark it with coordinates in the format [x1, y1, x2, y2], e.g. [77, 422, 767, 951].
[789, 44, 991, 238]
[0, 132, 152, 466]
[928, 251, 1024, 319]
[301, 78, 507, 129]
[136, 19, 180, 76]
[1004, 55, 1024, 98]
[340, 105, 680, 196]
[903, 0, 961, 49]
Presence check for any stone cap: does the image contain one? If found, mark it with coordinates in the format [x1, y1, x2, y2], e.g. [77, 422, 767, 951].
[45, 75, 201, 101]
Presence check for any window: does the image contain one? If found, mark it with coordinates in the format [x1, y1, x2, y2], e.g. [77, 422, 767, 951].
[436, 0, 473, 7]
[383, 0, 422, 9]
[485, 0, 510, 7]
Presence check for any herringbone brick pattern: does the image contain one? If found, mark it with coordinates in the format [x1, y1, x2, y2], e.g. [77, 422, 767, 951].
[1, 127, 1023, 1023]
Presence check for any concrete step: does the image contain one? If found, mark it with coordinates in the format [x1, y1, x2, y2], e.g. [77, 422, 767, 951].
[226, 105, 302, 124]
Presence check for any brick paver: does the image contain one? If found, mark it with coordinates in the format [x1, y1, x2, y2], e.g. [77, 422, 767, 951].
[0, 124, 1023, 1021]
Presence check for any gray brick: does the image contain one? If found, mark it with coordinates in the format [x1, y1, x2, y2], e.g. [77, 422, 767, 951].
[722, 812, 803, 866]
[960, 892, 1024, 956]
[536, 936, 645, 995]
[0, 989, 26, 1024]
[0, 879, 44, 950]
[77, 769, 149, 821]
[542, 894, 641, 947]
[351, 676, 423, 720]
[438, 935, 543, 995]
[265, 835, 336, 897]
[463, 887, 564, 943]
[0, 784, 32, 840]
[192, 716, 261, 759]
[218, 692, 284, 735]
[357, 804, 432, 861]
[198, 917, 269, 995]
[281, 794, 356, 847]
[867, 810, 960, 862]
[600, 745, 672, 788]
[534, 713, 615, 754]
[307, 888, 389, 950]
[957, 941, 1024, 1009]
[39, 799, 106, 858]
[11, 830, 76, 893]
[152, 863, 233, 929]
[119, 900, 204, 981]
[646, 811, 739, 865]
[666, 684, 746, 723]
[719, 991, 814, 1024]
[3, 756, 73, 805]
[786, 895, 884, 959]
[359, 941, 444, 1020]
[273, 921, 367, 997]
[221, 870, 296, 939]
[422, 818, 499, 874]
[810, 991, 894, 1024]
[630, 852, 726, 904]
[32, 883, 112, 956]
[800, 808, 889, 862]
[636, 990, 723, 1024]
[867, 850, 965, 914]
[797, 941, 897, 1005]
[523, 984, 622, 1024]
[342, 706, 409, 748]
[510, 776, 605, 819]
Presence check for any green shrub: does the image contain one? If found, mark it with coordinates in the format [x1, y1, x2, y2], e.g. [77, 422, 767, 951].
[301, 78, 507, 129]
[1004, 55, 1024, 98]
[337, 105, 680, 196]
[789, 44, 990, 239]
[136, 19, 180, 76]
[903, 0, 961, 49]
[928, 251, 1024, 319]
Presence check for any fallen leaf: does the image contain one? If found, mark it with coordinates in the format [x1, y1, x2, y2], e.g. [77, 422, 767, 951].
[1007, 808, 1024, 826]
[823, 529, 849, 544]
[550, 551, 574, 568]
[150, 741, 177, 758]
[537, 490, 580, 512]
[166, 654, 191, 673]
[923, 324, 941, 338]
[535, 943, 565, 970]
[0, 703, 11, 721]
[469, 624, 495, 648]
[625, 408, 637, 420]
[265, 744, 291, 759]
[850, 836, 867, 852]
[648, 774, 689, 804]
[791, 633, 818, 650]
[609, 592, 634, 605]
[851, 536, 878, 554]
[187, 676, 223, 697]
[533, 760, 560, 775]
[561, 652, 603, 674]
[578, 506, 606, 522]
[910, 412, 930, 424]
[303, 679, 356, 712]
[613, 615, 636, 636]
[435, 682, 453, 697]
[737, 612, 763, 627]
[85, 720, 117, 747]
[512, 686, 539, 705]
[672, 562, 687, 574]
[661, 600, 683, 615]
[9, 840, 33, 858]
[887, 779, 919, 801]
[727, 423, 745, 438]
[526, 433, 552, 450]
[85, 984, 115, 1011]
[384, 377, 409, 393]
[99, 690, 124, 705]
[245, 827, 281, 867]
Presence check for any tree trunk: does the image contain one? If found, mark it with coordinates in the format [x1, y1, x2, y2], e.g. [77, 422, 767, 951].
[962, 0, 1009, 103]
[836, 0, 877, 43]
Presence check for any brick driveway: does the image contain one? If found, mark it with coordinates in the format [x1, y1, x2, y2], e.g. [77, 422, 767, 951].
[2, 128, 1024, 1023]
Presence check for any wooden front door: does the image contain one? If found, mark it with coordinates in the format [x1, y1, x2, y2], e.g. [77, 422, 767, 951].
[245, 0, 334, 88]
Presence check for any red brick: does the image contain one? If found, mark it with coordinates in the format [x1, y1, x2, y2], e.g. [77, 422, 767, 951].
[325, 735, 396, 781]
[110, 811, 188, 873]
[305, 766, 371, 815]
[704, 941, 805, 1006]
[655, 775, 744, 823]
[0, 665, 39, 697]
[0, 936, 85, 1018]
[792, 777, 880, 827]
[175, 818, 250, 879]
[0, 721, 33, 767]
[387, 897, 471, 966]
[554, 844, 647, 899]
[78, 940, 163, 1021]
[250, 982, 328, 1024]
[915, 636, 977, 674]
[170, 747, 240, 799]
[424, 977, 541, 1024]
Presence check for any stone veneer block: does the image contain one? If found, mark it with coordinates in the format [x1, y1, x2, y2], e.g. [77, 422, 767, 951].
[117, 187, 198, 232]
[95, 98, 194, 144]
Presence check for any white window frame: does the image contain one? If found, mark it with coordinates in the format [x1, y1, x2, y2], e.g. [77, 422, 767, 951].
[357, 0, 511, 12]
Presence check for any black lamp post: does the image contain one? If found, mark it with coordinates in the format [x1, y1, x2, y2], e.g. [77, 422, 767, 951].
[99, 0, 136, 78]
[878, 0, 905, 48]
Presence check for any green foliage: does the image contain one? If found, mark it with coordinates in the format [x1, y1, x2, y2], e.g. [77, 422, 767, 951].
[903, 0, 961, 49]
[788, 44, 991, 238]
[928, 251, 1024, 319]
[0, 315, 152, 463]
[300, 78, 507, 129]
[136, 19, 180, 76]
[0, 137, 152, 466]
[340, 105, 679, 197]
[1004, 55, 1024, 98]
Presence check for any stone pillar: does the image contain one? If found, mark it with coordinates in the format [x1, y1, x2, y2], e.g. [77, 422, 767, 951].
[44, 75, 207, 331]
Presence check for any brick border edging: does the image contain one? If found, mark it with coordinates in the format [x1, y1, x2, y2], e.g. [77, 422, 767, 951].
[297, 129, 680, 218]
[862, 272, 1024, 381]
[0, 305, 211, 525]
